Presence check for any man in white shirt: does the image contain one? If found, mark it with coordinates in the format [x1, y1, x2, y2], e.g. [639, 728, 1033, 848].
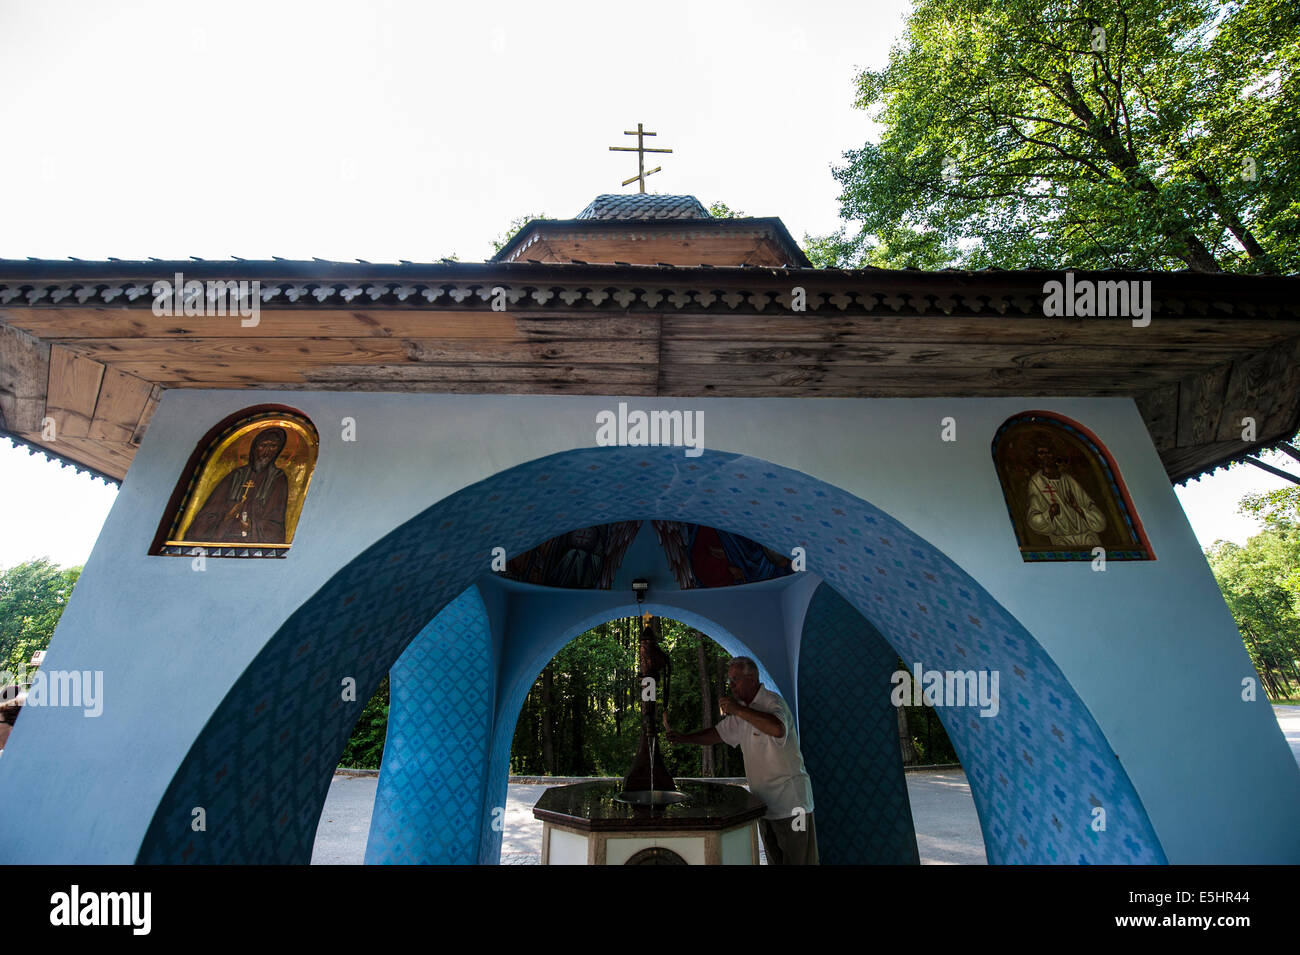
[665, 656, 818, 865]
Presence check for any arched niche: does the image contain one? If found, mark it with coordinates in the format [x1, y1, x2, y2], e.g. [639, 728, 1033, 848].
[152, 405, 319, 558]
[137, 445, 1166, 865]
[992, 411, 1154, 562]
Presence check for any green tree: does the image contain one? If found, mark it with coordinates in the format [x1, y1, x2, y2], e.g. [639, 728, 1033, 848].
[508, 617, 734, 777]
[491, 213, 547, 254]
[342, 614, 963, 773]
[339, 676, 389, 769]
[1239, 476, 1300, 527]
[708, 201, 745, 218]
[818, 0, 1298, 272]
[802, 228, 867, 269]
[0, 559, 81, 677]
[1206, 522, 1300, 701]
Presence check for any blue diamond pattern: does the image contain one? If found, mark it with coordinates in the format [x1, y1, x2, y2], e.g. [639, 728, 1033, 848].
[137, 446, 1166, 865]
[799, 583, 920, 864]
[365, 587, 493, 864]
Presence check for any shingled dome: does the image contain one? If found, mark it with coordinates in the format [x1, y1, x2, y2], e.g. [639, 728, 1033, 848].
[576, 194, 711, 220]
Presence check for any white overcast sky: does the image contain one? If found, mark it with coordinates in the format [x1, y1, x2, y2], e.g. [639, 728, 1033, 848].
[0, 0, 1292, 568]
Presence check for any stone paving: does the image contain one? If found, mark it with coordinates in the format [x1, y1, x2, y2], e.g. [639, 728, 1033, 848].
[1275, 704, 1300, 766]
[311, 706, 1300, 865]
[311, 770, 986, 865]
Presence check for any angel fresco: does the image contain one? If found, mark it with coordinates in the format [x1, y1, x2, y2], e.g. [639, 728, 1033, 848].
[992, 413, 1152, 562]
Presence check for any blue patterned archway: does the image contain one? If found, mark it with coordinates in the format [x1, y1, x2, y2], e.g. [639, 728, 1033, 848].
[799, 582, 922, 865]
[364, 588, 772, 865]
[137, 446, 1166, 864]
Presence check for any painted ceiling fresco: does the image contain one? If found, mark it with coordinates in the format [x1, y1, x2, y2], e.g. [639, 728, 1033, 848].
[501, 520, 794, 590]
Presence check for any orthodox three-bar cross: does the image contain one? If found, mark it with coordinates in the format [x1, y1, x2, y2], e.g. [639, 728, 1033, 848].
[609, 123, 672, 193]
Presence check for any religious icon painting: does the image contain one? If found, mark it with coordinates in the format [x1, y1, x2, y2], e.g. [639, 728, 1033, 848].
[154, 408, 319, 558]
[992, 412, 1153, 562]
[651, 521, 795, 588]
[503, 522, 642, 589]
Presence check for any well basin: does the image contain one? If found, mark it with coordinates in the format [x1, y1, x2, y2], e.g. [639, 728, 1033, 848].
[614, 789, 691, 807]
[533, 780, 766, 864]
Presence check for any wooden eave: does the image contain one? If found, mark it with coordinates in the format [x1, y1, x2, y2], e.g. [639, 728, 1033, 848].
[492, 217, 815, 269]
[1, 258, 1298, 484]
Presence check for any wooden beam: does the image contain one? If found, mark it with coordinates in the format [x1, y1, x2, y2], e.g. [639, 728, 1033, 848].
[300, 363, 656, 387]
[8, 429, 131, 482]
[1135, 384, 1179, 453]
[1176, 364, 1232, 448]
[271, 378, 660, 396]
[45, 345, 105, 439]
[657, 364, 1180, 395]
[0, 322, 50, 433]
[3, 308, 664, 342]
[3, 307, 519, 340]
[131, 384, 162, 446]
[88, 368, 156, 443]
[1244, 456, 1300, 485]
[661, 339, 1233, 373]
[520, 235, 781, 267]
[663, 315, 1298, 349]
[61, 337, 657, 368]
[1214, 337, 1298, 442]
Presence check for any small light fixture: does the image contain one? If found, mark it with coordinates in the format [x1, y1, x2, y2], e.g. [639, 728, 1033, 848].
[632, 579, 649, 604]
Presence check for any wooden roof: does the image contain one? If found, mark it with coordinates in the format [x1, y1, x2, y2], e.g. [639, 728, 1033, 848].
[492, 216, 813, 269]
[2, 257, 1298, 485]
[494, 194, 812, 269]
[575, 194, 713, 220]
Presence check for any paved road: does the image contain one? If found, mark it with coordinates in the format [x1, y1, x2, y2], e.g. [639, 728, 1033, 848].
[312, 705, 1300, 865]
[1276, 704, 1300, 765]
[311, 769, 986, 865]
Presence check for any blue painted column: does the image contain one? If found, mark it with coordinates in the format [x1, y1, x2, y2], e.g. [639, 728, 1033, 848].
[365, 586, 498, 864]
[798, 582, 920, 864]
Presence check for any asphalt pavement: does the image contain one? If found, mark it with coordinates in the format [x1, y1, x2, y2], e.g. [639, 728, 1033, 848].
[310, 705, 1300, 865]
[311, 769, 987, 865]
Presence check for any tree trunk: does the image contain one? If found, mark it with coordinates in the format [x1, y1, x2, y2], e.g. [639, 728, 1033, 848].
[541, 663, 555, 775]
[1194, 169, 1270, 266]
[1239, 625, 1280, 699]
[898, 706, 919, 766]
[1057, 73, 1220, 271]
[571, 662, 586, 775]
[697, 633, 715, 777]
[716, 658, 730, 776]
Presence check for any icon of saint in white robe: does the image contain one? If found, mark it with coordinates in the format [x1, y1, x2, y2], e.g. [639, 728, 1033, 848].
[1026, 472, 1106, 546]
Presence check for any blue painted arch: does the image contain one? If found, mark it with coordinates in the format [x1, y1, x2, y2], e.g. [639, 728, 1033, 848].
[485, 596, 774, 865]
[137, 445, 1167, 864]
[365, 584, 777, 865]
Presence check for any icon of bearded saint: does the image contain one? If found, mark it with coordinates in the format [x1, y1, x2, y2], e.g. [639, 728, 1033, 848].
[1024, 438, 1106, 547]
[185, 427, 290, 544]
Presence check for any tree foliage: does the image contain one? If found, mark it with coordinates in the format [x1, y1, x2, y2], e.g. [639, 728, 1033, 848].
[509, 617, 736, 777]
[1240, 484, 1300, 527]
[708, 201, 746, 219]
[339, 676, 389, 769]
[820, 0, 1298, 272]
[0, 559, 81, 676]
[340, 614, 961, 773]
[491, 213, 546, 254]
[1206, 519, 1300, 701]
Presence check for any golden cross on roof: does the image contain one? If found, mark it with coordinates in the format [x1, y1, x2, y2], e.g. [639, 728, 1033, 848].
[609, 123, 672, 193]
